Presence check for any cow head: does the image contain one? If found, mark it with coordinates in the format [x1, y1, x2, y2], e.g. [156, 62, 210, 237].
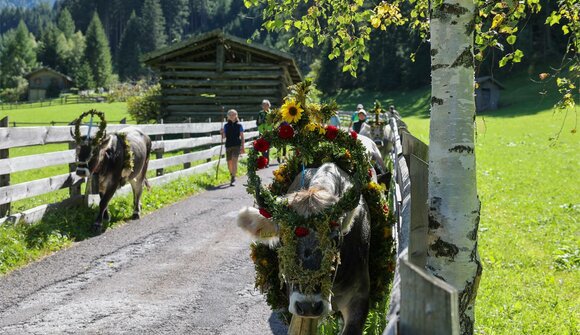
[71, 128, 110, 177]
[238, 187, 356, 318]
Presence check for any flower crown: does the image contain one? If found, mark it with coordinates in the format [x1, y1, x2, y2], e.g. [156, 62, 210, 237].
[73, 109, 107, 145]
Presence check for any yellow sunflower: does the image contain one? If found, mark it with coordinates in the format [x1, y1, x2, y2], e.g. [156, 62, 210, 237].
[280, 99, 304, 123]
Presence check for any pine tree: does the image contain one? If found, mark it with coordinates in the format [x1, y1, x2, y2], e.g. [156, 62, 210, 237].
[140, 0, 167, 53]
[75, 60, 95, 90]
[57, 8, 75, 38]
[84, 11, 112, 88]
[160, 0, 189, 43]
[37, 22, 60, 69]
[0, 20, 37, 89]
[117, 11, 143, 80]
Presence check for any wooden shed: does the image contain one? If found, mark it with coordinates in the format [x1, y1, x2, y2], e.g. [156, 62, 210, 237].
[142, 29, 303, 122]
[475, 76, 505, 113]
[25, 67, 73, 101]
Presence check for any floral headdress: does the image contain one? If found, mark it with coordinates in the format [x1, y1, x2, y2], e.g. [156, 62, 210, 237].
[246, 81, 394, 306]
[73, 109, 107, 145]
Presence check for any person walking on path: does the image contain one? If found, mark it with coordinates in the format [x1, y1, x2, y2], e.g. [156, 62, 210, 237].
[257, 99, 273, 166]
[352, 108, 368, 133]
[221, 109, 245, 186]
[348, 103, 365, 130]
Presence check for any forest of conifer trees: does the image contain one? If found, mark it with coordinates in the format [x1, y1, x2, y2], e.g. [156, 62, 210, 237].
[0, 0, 569, 102]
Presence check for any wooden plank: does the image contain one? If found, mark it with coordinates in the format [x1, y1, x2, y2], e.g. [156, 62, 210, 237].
[162, 87, 279, 96]
[151, 135, 221, 153]
[162, 95, 279, 105]
[0, 149, 75, 175]
[409, 154, 429, 268]
[0, 172, 84, 205]
[161, 79, 280, 87]
[400, 251, 460, 335]
[402, 132, 429, 163]
[162, 62, 282, 71]
[0, 122, 257, 149]
[155, 119, 164, 177]
[0, 195, 83, 226]
[0, 116, 9, 216]
[160, 70, 282, 79]
[148, 144, 222, 170]
[397, 150, 411, 254]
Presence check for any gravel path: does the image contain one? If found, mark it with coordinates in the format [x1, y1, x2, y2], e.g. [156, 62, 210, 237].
[0, 167, 287, 335]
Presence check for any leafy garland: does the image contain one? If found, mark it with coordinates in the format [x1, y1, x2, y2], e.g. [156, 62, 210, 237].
[246, 81, 396, 312]
[73, 110, 133, 174]
[73, 109, 107, 145]
[116, 132, 135, 174]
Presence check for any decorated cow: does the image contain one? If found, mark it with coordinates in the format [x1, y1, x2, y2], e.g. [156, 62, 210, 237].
[71, 110, 151, 232]
[237, 82, 395, 335]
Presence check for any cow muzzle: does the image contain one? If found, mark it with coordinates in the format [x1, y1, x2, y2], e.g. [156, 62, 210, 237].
[289, 291, 331, 318]
[76, 163, 90, 177]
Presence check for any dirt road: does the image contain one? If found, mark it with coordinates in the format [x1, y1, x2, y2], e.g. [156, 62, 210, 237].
[0, 167, 287, 334]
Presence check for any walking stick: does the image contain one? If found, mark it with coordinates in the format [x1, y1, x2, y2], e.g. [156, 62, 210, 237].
[215, 106, 225, 180]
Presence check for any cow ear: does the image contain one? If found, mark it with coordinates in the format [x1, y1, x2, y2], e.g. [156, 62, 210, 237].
[237, 207, 279, 244]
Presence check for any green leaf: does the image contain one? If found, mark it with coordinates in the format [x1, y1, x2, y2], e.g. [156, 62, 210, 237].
[303, 36, 314, 48]
[499, 56, 509, 67]
[562, 25, 569, 35]
[506, 35, 517, 45]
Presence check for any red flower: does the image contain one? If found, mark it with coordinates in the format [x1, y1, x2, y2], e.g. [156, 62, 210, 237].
[257, 156, 269, 169]
[294, 226, 309, 237]
[350, 131, 358, 140]
[259, 208, 272, 218]
[325, 125, 339, 140]
[278, 124, 294, 139]
[382, 204, 389, 214]
[253, 138, 270, 152]
[368, 168, 373, 179]
[329, 221, 340, 228]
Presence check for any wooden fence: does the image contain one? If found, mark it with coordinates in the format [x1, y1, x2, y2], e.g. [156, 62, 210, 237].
[383, 118, 460, 335]
[0, 116, 258, 225]
[0, 95, 106, 111]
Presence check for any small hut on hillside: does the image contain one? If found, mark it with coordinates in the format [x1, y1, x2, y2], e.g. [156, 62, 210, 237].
[25, 67, 73, 101]
[142, 29, 303, 122]
[475, 76, 505, 113]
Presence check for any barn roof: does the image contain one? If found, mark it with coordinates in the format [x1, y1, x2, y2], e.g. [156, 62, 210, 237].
[142, 29, 302, 83]
[24, 67, 73, 83]
[476, 76, 505, 89]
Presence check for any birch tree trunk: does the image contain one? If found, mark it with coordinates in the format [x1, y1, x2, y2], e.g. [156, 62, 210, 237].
[427, 1, 483, 334]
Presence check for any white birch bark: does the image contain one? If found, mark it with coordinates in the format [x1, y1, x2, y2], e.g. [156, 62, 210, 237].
[427, 1, 482, 334]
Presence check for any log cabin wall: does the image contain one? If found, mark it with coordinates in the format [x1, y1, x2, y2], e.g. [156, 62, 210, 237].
[143, 30, 302, 123]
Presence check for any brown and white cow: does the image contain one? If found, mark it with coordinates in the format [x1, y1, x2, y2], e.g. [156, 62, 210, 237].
[72, 127, 151, 232]
[238, 162, 373, 335]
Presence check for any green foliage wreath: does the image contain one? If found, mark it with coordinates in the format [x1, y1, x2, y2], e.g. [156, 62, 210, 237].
[73, 109, 107, 145]
[245, 81, 396, 314]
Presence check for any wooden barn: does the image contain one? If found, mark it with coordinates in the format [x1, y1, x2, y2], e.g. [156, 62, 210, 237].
[142, 29, 303, 122]
[475, 76, 505, 113]
[25, 67, 73, 101]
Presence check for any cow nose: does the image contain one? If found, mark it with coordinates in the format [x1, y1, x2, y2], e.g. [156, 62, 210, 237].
[295, 300, 324, 317]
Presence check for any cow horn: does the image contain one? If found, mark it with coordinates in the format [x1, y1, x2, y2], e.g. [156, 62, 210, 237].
[70, 127, 75, 139]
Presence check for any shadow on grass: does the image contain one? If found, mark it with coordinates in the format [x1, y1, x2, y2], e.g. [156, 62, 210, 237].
[325, 72, 564, 120]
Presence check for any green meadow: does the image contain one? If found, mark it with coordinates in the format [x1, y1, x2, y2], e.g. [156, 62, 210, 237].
[1, 75, 579, 334]
[330, 75, 579, 334]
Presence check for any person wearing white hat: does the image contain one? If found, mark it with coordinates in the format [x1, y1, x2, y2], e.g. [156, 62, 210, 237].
[348, 103, 365, 130]
[352, 108, 368, 133]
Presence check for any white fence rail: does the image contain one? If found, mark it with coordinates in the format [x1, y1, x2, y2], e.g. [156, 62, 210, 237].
[0, 116, 257, 225]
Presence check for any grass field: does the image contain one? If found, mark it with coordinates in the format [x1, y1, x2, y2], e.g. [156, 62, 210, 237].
[330, 74, 579, 334]
[0, 101, 130, 126]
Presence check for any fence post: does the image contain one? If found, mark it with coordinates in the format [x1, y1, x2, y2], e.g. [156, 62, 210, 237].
[0, 117, 10, 217]
[156, 119, 164, 176]
[409, 154, 429, 267]
[68, 139, 82, 199]
[183, 117, 192, 169]
[400, 250, 460, 335]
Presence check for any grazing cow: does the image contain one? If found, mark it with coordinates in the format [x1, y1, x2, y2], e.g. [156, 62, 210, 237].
[72, 127, 151, 232]
[238, 162, 373, 335]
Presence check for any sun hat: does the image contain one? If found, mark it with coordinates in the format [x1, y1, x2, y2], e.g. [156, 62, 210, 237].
[357, 104, 364, 109]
